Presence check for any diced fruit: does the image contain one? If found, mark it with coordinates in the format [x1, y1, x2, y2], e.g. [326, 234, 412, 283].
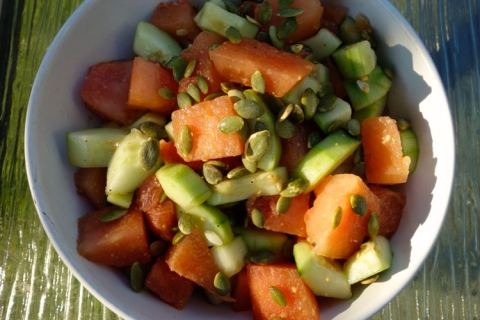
[369, 184, 406, 238]
[306, 174, 381, 259]
[209, 37, 315, 97]
[77, 205, 152, 267]
[231, 268, 252, 312]
[361, 116, 411, 184]
[279, 122, 313, 174]
[166, 227, 234, 301]
[159, 140, 204, 170]
[80, 60, 136, 125]
[246, 193, 310, 237]
[344, 235, 393, 285]
[150, 0, 202, 43]
[145, 257, 196, 310]
[135, 174, 163, 212]
[171, 95, 244, 162]
[320, 5, 348, 35]
[293, 241, 352, 299]
[74, 167, 107, 209]
[127, 57, 178, 114]
[247, 263, 320, 320]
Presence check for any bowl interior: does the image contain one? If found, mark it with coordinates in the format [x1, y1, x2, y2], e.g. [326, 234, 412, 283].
[25, 0, 454, 319]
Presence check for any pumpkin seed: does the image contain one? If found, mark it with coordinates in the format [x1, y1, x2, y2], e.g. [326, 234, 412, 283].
[149, 240, 167, 258]
[228, 88, 246, 102]
[263, 93, 285, 114]
[246, 15, 262, 27]
[204, 92, 225, 101]
[245, 130, 271, 161]
[251, 208, 265, 228]
[184, 58, 196, 78]
[178, 125, 193, 156]
[300, 88, 318, 120]
[157, 87, 175, 100]
[178, 213, 194, 235]
[234, 99, 265, 119]
[214, 272, 231, 296]
[350, 194, 367, 216]
[317, 81, 336, 97]
[239, 121, 250, 142]
[177, 92, 192, 109]
[203, 163, 224, 185]
[361, 29, 376, 48]
[221, 82, 238, 93]
[289, 43, 304, 54]
[347, 119, 361, 136]
[351, 161, 366, 180]
[332, 206, 342, 229]
[280, 178, 307, 197]
[277, 17, 298, 40]
[226, 26, 242, 43]
[327, 120, 344, 133]
[256, 31, 271, 44]
[165, 55, 178, 69]
[357, 80, 370, 93]
[204, 230, 223, 246]
[277, 103, 294, 122]
[269, 286, 287, 307]
[384, 68, 394, 79]
[353, 146, 363, 164]
[251, 70, 266, 94]
[277, 7, 303, 17]
[396, 118, 411, 131]
[218, 115, 244, 134]
[258, 0, 273, 24]
[172, 56, 187, 82]
[317, 93, 337, 112]
[187, 83, 201, 102]
[290, 104, 304, 123]
[307, 131, 322, 148]
[368, 212, 380, 238]
[205, 160, 227, 170]
[278, 0, 294, 9]
[242, 153, 258, 173]
[101, 208, 127, 222]
[196, 75, 209, 94]
[172, 231, 185, 245]
[176, 28, 188, 36]
[304, 54, 315, 62]
[276, 195, 292, 215]
[249, 249, 276, 264]
[224, 0, 239, 15]
[361, 274, 379, 285]
[274, 118, 295, 139]
[269, 25, 285, 49]
[227, 166, 249, 179]
[130, 262, 144, 292]
[139, 121, 167, 140]
[139, 138, 160, 171]
[241, 3, 252, 17]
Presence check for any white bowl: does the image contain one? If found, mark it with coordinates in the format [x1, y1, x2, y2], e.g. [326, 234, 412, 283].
[25, 0, 455, 319]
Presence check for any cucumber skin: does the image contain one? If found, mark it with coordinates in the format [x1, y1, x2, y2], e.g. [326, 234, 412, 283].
[300, 28, 343, 62]
[352, 94, 387, 123]
[210, 235, 248, 277]
[400, 128, 419, 174]
[312, 97, 352, 133]
[332, 40, 377, 80]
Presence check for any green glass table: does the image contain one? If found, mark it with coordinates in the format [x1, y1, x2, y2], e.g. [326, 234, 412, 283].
[1, 0, 478, 318]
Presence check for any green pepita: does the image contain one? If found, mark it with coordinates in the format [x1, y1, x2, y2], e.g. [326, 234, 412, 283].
[139, 138, 160, 171]
[317, 81, 336, 97]
[256, 31, 271, 44]
[350, 194, 367, 216]
[234, 99, 265, 119]
[239, 121, 250, 142]
[228, 89, 246, 102]
[157, 87, 176, 100]
[139, 121, 167, 140]
[130, 262, 144, 293]
[205, 160, 227, 170]
[242, 153, 258, 173]
[226, 26, 242, 44]
[317, 93, 337, 112]
[245, 130, 271, 162]
[254, 120, 268, 132]
[214, 272, 231, 296]
[353, 146, 363, 164]
[203, 163, 224, 185]
[204, 92, 225, 101]
[221, 82, 239, 93]
[269, 25, 285, 49]
[351, 161, 366, 180]
[101, 208, 127, 222]
[251, 70, 266, 94]
[178, 213, 194, 235]
[172, 56, 187, 82]
[274, 118, 295, 139]
[307, 131, 322, 148]
[172, 231, 185, 245]
[290, 104, 304, 123]
[280, 178, 307, 197]
[347, 119, 361, 136]
[258, 0, 273, 24]
[332, 206, 342, 229]
[178, 125, 193, 156]
[224, 0, 239, 15]
[197, 75, 209, 94]
[278, 0, 294, 9]
[269, 286, 287, 307]
[384, 68, 394, 79]
[396, 118, 411, 131]
[149, 240, 167, 258]
[368, 212, 380, 238]
[177, 92, 192, 109]
[246, 15, 262, 27]
[204, 230, 223, 246]
[276, 195, 292, 215]
[227, 166, 249, 179]
[277, 17, 298, 40]
[361, 274, 379, 285]
[327, 120, 344, 133]
[277, 103, 294, 122]
[251, 208, 265, 228]
[241, 3, 252, 17]
[249, 249, 276, 264]
[187, 83, 201, 102]
[300, 88, 318, 120]
[184, 58, 197, 78]
[277, 7, 303, 17]
[289, 43, 304, 54]
[218, 115, 245, 134]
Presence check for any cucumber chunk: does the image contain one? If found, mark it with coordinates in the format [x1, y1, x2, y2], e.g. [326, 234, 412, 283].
[281, 76, 322, 106]
[67, 128, 129, 168]
[106, 129, 163, 194]
[338, 16, 362, 45]
[194, 1, 259, 39]
[294, 241, 352, 299]
[344, 236, 393, 285]
[133, 21, 182, 65]
[352, 94, 387, 123]
[400, 128, 419, 174]
[332, 40, 377, 80]
[292, 129, 361, 192]
[125, 112, 167, 130]
[106, 192, 134, 208]
[312, 97, 352, 134]
[233, 226, 289, 261]
[300, 28, 342, 62]
[210, 235, 248, 277]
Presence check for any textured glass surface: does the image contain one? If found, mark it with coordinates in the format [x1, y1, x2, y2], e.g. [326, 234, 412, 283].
[0, 0, 478, 319]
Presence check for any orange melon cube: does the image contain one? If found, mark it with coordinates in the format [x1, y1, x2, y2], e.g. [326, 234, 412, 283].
[361, 116, 411, 184]
[369, 184, 407, 238]
[171, 95, 244, 162]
